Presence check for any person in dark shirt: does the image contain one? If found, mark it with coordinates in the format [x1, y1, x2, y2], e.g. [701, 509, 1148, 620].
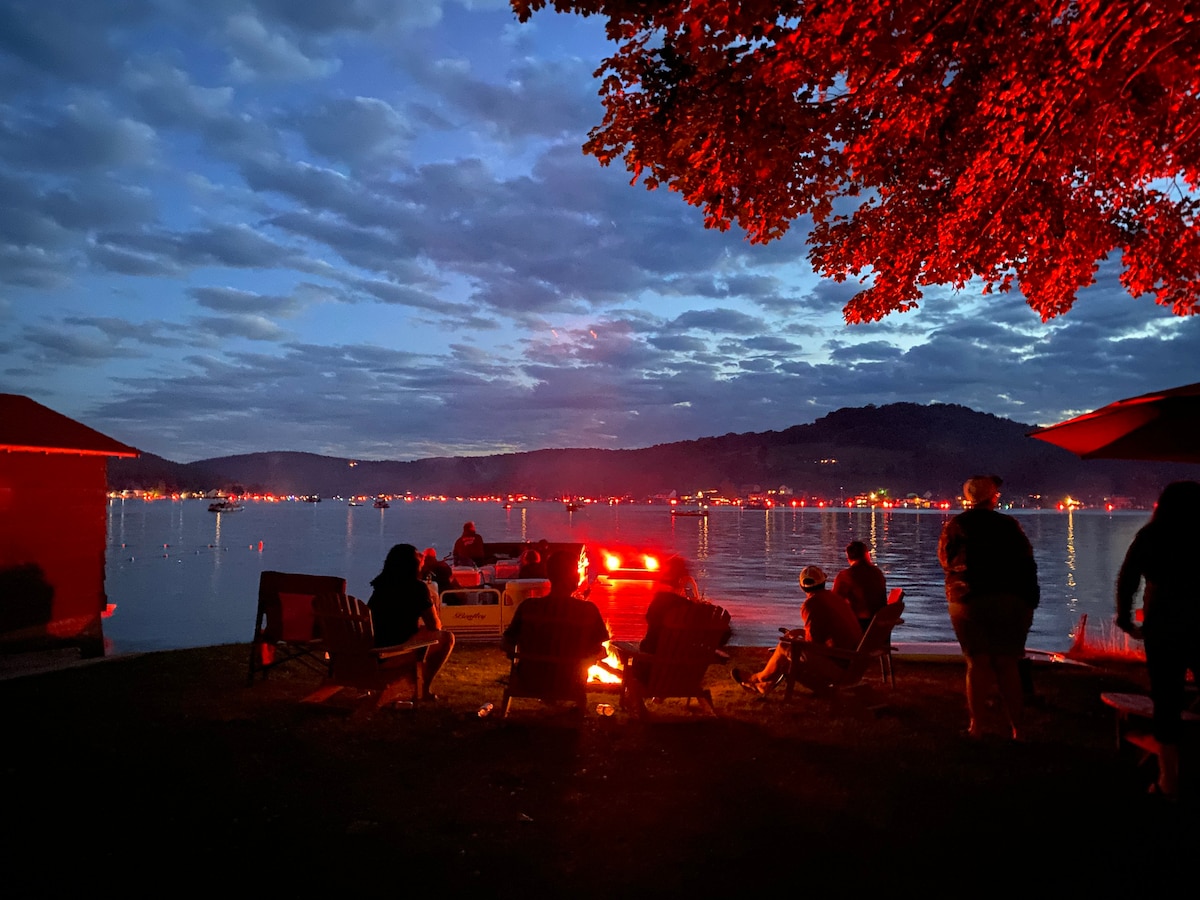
[367, 543, 454, 699]
[502, 551, 609, 702]
[452, 521, 486, 565]
[419, 547, 454, 593]
[517, 548, 548, 579]
[1115, 480, 1200, 799]
[833, 540, 888, 632]
[938, 475, 1039, 740]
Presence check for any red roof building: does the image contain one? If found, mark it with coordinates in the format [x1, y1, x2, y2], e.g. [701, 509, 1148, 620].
[1, 394, 139, 655]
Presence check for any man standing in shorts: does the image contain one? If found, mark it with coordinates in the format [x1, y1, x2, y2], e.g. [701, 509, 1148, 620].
[938, 475, 1040, 740]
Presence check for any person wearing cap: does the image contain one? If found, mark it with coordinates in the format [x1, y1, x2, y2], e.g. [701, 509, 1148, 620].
[452, 521, 486, 566]
[938, 475, 1040, 740]
[732, 564, 861, 695]
[419, 547, 453, 593]
[833, 540, 888, 633]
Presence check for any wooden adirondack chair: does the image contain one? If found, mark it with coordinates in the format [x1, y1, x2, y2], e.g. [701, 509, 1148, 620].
[782, 600, 906, 702]
[247, 570, 345, 684]
[303, 593, 438, 708]
[500, 601, 607, 717]
[614, 602, 731, 717]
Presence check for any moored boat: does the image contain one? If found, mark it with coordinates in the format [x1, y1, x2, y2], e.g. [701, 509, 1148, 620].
[374, 498, 390, 508]
[208, 500, 243, 513]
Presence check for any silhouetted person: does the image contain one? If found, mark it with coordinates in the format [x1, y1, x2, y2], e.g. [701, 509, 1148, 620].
[367, 543, 454, 700]
[938, 475, 1039, 740]
[420, 547, 453, 593]
[502, 551, 609, 704]
[1116, 480, 1200, 799]
[833, 540, 888, 632]
[452, 521, 486, 566]
[517, 548, 547, 579]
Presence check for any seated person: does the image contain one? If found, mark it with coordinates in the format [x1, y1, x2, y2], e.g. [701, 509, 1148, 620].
[640, 555, 729, 655]
[452, 521, 487, 566]
[502, 551, 609, 703]
[833, 540, 888, 632]
[366, 543, 455, 700]
[419, 547, 453, 593]
[732, 565, 861, 695]
[517, 548, 548, 579]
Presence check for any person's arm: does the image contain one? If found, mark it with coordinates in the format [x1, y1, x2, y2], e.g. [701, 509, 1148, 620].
[1114, 533, 1145, 639]
[501, 606, 523, 657]
[419, 600, 442, 632]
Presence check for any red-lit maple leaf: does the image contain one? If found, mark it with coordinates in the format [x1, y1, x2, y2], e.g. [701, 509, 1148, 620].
[512, 0, 1200, 323]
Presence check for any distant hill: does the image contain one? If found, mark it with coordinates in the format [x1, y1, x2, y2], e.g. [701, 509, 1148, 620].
[106, 401, 1195, 505]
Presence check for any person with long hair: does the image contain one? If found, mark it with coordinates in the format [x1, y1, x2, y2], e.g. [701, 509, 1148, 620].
[368, 543, 455, 700]
[1115, 480, 1200, 799]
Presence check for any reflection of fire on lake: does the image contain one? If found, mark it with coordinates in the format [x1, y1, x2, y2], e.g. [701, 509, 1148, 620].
[588, 641, 624, 684]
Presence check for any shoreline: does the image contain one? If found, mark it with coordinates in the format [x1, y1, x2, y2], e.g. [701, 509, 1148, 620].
[1, 642, 1188, 896]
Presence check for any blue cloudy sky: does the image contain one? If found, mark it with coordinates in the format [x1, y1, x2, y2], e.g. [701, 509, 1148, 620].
[1, 0, 1196, 463]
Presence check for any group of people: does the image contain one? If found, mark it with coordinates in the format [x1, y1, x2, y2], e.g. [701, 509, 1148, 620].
[364, 476, 1200, 800]
[730, 540, 888, 695]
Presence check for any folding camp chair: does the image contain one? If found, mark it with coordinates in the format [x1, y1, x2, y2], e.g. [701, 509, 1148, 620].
[247, 570, 345, 684]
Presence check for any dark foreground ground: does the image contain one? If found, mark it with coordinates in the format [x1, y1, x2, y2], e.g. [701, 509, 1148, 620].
[2, 644, 1194, 897]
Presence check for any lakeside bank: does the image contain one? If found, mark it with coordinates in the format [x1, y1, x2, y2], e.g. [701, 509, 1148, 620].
[2, 643, 1192, 896]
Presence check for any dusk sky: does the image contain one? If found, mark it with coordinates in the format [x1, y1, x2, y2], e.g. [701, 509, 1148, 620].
[2, 0, 1197, 464]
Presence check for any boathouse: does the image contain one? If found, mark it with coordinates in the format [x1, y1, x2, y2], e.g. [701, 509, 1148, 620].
[0, 394, 139, 656]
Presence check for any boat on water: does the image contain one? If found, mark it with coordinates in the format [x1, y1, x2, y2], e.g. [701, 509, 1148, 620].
[565, 502, 581, 512]
[374, 498, 390, 509]
[208, 500, 243, 513]
[301, 494, 321, 503]
[671, 505, 709, 517]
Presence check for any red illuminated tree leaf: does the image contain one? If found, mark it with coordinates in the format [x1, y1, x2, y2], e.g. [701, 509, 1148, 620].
[512, 1, 1200, 323]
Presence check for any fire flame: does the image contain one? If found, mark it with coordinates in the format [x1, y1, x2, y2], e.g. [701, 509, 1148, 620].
[588, 641, 624, 684]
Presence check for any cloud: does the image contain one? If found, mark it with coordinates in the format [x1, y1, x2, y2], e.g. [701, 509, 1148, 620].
[224, 12, 341, 82]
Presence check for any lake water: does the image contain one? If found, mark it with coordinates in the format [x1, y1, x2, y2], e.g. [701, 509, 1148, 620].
[102, 499, 1147, 655]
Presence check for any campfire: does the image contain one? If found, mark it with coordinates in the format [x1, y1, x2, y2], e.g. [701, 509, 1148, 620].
[588, 641, 624, 685]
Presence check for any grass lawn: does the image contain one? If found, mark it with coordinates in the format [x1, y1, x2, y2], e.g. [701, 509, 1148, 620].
[2, 643, 1194, 896]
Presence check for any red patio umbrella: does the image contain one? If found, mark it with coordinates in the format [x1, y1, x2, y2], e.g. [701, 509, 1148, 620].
[1027, 382, 1200, 463]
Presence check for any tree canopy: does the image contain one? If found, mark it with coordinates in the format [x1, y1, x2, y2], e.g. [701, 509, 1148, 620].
[512, 1, 1200, 323]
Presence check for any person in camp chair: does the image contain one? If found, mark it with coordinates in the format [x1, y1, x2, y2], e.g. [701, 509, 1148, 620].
[367, 543, 455, 700]
[732, 565, 861, 695]
[502, 550, 609, 691]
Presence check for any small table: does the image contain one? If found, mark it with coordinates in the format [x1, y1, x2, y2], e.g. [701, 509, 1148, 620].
[1100, 691, 1200, 755]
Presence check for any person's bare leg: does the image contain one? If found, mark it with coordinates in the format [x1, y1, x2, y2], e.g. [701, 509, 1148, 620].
[963, 655, 995, 737]
[993, 654, 1025, 740]
[422, 630, 455, 696]
[1157, 743, 1180, 797]
[749, 643, 789, 685]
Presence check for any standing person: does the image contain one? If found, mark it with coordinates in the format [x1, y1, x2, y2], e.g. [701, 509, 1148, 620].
[731, 565, 861, 695]
[1115, 480, 1200, 799]
[367, 543, 455, 700]
[938, 475, 1039, 740]
[452, 521, 486, 566]
[833, 540, 888, 632]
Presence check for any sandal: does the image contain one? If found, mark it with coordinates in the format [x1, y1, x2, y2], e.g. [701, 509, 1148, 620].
[731, 668, 764, 694]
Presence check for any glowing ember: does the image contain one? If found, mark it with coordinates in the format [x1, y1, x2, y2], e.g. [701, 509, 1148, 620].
[588, 641, 624, 684]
